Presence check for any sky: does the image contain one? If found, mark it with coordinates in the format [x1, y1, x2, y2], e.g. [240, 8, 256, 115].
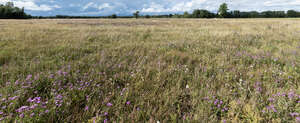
[1, 0, 300, 16]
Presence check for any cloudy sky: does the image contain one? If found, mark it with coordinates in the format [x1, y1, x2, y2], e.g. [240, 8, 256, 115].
[1, 0, 300, 16]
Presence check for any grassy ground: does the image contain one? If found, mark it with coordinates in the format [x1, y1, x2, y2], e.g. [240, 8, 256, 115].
[0, 18, 300, 122]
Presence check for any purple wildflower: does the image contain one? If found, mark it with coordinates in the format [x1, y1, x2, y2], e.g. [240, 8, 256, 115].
[27, 98, 34, 103]
[219, 100, 223, 104]
[93, 117, 96, 123]
[56, 95, 63, 99]
[30, 112, 35, 117]
[104, 112, 108, 116]
[104, 119, 108, 123]
[49, 74, 54, 79]
[45, 110, 49, 113]
[9, 96, 18, 101]
[290, 112, 299, 117]
[84, 106, 89, 111]
[15, 80, 19, 85]
[268, 98, 274, 102]
[214, 99, 219, 105]
[0, 111, 3, 115]
[26, 75, 32, 80]
[288, 91, 295, 99]
[19, 113, 24, 118]
[16, 106, 29, 113]
[63, 72, 68, 76]
[33, 97, 41, 103]
[106, 103, 112, 107]
[30, 104, 38, 110]
[126, 101, 131, 105]
[297, 117, 300, 121]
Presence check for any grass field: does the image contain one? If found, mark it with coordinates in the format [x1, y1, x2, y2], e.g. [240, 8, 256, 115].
[0, 19, 300, 122]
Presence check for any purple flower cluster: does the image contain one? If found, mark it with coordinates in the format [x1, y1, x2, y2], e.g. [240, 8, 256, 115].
[213, 99, 229, 112]
[15, 96, 49, 118]
[254, 82, 262, 93]
[55, 94, 63, 107]
[266, 105, 277, 112]
[203, 96, 229, 113]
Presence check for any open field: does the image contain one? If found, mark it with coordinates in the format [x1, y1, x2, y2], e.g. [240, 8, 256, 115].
[0, 19, 300, 122]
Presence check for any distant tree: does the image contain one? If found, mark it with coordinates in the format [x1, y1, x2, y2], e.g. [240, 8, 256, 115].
[111, 14, 117, 18]
[196, 9, 215, 18]
[145, 15, 150, 18]
[231, 10, 240, 18]
[261, 11, 273, 18]
[133, 11, 139, 19]
[287, 10, 298, 17]
[249, 11, 260, 18]
[192, 9, 201, 18]
[218, 3, 229, 18]
[275, 11, 285, 18]
[183, 11, 191, 18]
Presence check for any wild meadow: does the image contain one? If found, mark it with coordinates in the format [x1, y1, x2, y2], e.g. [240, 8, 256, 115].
[0, 19, 300, 122]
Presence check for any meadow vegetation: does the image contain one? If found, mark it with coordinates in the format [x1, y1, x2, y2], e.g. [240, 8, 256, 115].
[0, 19, 300, 122]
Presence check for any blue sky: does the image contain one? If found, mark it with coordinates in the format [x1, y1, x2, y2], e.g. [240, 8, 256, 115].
[1, 0, 300, 16]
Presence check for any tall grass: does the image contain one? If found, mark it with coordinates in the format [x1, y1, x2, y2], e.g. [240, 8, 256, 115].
[0, 19, 300, 122]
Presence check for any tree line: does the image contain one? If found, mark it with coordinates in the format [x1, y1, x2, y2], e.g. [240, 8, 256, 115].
[133, 3, 300, 19]
[0, 2, 31, 19]
[1, 2, 300, 19]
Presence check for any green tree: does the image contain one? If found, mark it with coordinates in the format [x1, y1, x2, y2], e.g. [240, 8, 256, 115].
[133, 11, 139, 19]
[287, 10, 298, 17]
[0, 2, 30, 19]
[145, 15, 150, 18]
[218, 3, 229, 18]
[183, 11, 191, 18]
[110, 14, 117, 19]
[231, 10, 240, 18]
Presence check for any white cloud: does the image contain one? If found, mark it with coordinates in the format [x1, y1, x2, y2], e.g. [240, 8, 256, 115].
[82, 2, 94, 10]
[98, 3, 111, 10]
[82, 2, 112, 11]
[141, 0, 208, 13]
[264, 0, 300, 6]
[0, 0, 60, 11]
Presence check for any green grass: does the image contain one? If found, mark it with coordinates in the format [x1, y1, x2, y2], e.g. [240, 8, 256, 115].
[0, 19, 300, 122]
